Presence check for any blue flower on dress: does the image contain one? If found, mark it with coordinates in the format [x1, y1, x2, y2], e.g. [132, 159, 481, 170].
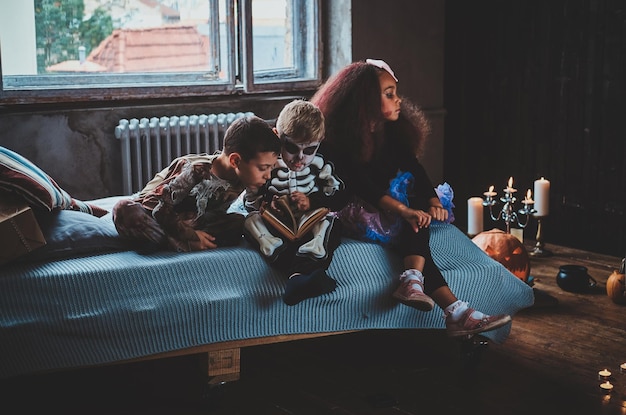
[434, 182, 455, 223]
[389, 171, 414, 205]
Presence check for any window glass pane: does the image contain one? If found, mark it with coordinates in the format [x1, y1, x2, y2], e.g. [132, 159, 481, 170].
[252, 0, 288, 72]
[250, 0, 319, 84]
[0, 0, 321, 100]
[0, 0, 229, 90]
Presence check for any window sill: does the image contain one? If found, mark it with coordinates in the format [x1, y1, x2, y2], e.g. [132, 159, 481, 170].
[0, 88, 318, 115]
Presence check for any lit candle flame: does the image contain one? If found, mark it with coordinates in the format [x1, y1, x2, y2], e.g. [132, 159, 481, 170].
[526, 189, 532, 200]
[489, 185, 494, 193]
[508, 177, 513, 188]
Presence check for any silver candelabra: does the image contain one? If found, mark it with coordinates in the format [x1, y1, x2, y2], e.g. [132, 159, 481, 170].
[482, 180, 536, 234]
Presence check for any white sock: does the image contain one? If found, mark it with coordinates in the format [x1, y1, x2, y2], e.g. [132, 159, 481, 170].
[400, 269, 424, 292]
[445, 300, 488, 321]
[470, 309, 487, 319]
[445, 300, 467, 321]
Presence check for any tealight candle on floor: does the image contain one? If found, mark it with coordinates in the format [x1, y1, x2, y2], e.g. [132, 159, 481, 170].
[599, 369, 611, 380]
[600, 381, 613, 393]
[620, 363, 626, 373]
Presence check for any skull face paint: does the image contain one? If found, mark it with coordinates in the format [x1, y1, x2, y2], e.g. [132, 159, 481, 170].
[280, 135, 321, 172]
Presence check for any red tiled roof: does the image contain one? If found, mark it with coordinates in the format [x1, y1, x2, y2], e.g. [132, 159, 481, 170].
[46, 60, 108, 73]
[86, 25, 210, 73]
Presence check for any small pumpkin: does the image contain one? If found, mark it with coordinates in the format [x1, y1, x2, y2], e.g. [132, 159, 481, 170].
[472, 228, 530, 282]
[606, 270, 626, 305]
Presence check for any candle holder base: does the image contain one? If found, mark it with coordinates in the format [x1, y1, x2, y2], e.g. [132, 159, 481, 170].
[529, 216, 552, 257]
[529, 243, 553, 258]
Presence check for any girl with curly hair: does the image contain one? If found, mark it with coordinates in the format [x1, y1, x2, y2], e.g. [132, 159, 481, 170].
[311, 59, 510, 337]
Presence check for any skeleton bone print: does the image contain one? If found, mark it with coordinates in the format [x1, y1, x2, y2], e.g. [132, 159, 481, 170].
[267, 155, 342, 197]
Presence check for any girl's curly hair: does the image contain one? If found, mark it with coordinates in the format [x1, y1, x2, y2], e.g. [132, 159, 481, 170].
[392, 98, 431, 159]
[311, 60, 431, 162]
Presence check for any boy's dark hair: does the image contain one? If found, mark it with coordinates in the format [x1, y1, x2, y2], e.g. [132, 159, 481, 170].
[223, 115, 281, 160]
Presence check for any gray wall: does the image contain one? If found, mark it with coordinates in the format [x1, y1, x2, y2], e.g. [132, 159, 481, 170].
[0, 0, 445, 201]
[352, 0, 445, 184]
[0, 99, 297, 199]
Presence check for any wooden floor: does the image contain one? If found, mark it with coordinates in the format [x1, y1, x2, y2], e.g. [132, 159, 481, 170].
[2, 242, 625, 415]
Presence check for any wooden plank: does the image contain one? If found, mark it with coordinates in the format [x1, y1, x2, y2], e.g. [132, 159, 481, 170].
[117, 330, 357, 366]
[207, 348, 241, 384]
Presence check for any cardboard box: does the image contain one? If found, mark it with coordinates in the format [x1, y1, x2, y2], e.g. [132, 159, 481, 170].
[0, 197, 46, 265]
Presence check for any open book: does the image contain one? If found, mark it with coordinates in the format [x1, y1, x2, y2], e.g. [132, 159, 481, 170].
[261, 195, 329, 241]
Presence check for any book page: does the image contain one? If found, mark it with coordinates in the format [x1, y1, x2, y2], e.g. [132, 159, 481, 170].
[297, 208, 328, 229]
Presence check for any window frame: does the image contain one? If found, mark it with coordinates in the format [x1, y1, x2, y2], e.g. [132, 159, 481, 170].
[241, 0, 322, 93]
[0, 0, 322, 106]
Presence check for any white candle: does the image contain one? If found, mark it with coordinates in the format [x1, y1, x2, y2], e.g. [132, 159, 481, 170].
[620, 362, 626, 372]
[599, 369, 611, 379]
[533, 177, 550, 216]
[483, 185, 496, 198]
[467, 197, 484, 236]
[523, 189, 534, 204]
[504, 176, 517, 194]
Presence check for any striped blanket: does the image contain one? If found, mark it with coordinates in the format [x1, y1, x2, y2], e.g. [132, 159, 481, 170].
[0, 221, 534, 379]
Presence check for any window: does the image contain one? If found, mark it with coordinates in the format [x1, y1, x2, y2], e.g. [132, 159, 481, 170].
[0, 0, 321, 104]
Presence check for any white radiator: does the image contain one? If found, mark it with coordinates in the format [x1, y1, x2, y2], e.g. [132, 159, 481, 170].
[115, 112, 254, 195]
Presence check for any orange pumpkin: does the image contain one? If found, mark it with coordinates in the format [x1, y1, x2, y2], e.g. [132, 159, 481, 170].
[606, 271, 626, 305]
[472, 229, 531, 282]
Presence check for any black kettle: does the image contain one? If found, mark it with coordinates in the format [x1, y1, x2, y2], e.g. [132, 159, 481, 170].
[556, 265, 597, 293]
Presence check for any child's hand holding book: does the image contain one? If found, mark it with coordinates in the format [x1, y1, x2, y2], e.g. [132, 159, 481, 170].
[261, 195, 329, 241]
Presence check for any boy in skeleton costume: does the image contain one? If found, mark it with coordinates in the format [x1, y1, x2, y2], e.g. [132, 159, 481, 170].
[244, 100, 347, 305]
[113, 116, 281, 252]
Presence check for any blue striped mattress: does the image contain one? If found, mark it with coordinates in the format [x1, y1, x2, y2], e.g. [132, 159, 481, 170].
[0, 222, 534, 379]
